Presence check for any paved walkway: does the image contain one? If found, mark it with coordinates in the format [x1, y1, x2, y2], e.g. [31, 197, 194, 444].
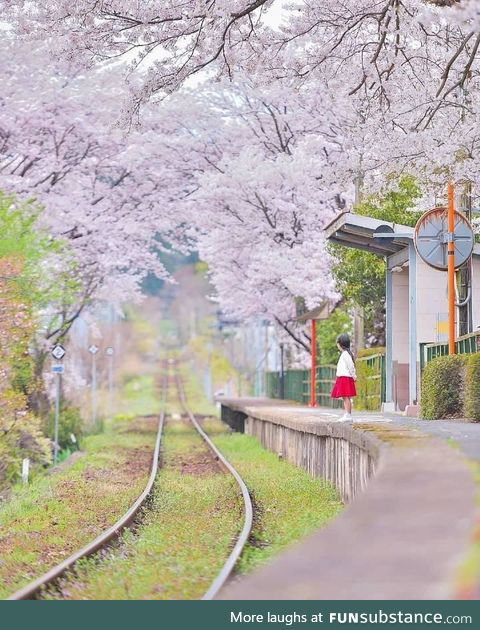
[299, 405, 480, 462]
[218, 397, 478, 600]
[219, 397, 480, 461]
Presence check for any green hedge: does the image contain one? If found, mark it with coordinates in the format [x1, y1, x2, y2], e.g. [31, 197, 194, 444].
[420, 355, 467, 420]
[421, 352, 480, 421]
[464, 353, 480, 422]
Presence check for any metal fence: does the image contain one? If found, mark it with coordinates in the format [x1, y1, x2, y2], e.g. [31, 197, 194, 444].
[285, 370, 307, 403]
[420, 331, 480, 373]
[264, 351, 385, 410]
[355, 352, 386, 411]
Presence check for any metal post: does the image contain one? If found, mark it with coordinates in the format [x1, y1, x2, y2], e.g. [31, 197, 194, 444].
[448, 182, 456, 355]
[279, 343, 285, 399]
[309, 319, 317, 407]
[92, 352, 97, 427]
[54, 372, 61, 463]
[385, 264, 393, 404]
[108, 352, 113, 417]
[408, 242, 418, 405]
[264, 323, 269, 396]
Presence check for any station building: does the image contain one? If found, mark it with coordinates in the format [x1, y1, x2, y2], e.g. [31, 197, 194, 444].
[325, 212, 480, 412]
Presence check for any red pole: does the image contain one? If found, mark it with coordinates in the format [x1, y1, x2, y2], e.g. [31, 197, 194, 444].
[309, 319, 317, 407]
[447, 183, 456, 355]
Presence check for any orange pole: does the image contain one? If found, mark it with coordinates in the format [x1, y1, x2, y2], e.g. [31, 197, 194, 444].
[309, 319, 317, 407]
[447, 182, 456, 355]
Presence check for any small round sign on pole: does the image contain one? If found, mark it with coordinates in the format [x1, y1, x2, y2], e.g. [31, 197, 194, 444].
[414, 207, 474, 271]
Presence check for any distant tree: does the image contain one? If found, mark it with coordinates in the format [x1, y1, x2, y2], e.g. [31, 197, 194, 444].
[317, 308, 353, 365]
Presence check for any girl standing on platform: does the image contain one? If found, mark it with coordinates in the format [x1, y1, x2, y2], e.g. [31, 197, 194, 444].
[331, 333, 357, 421]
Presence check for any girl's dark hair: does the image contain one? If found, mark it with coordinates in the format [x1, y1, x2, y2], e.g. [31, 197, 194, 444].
[336, 333, 355, 361]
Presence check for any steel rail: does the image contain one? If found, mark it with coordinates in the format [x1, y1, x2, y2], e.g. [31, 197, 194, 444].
[7, 375, 169, 601]
[175, 375, 253, 600]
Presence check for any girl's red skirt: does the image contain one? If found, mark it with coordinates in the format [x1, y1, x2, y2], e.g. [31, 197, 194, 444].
[331, 376, 356, 398]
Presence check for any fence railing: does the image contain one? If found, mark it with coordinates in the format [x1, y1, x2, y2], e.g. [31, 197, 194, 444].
[355, 352, 386, 411]
[420, 331, 480, 373]
[265, 351, 385, 410]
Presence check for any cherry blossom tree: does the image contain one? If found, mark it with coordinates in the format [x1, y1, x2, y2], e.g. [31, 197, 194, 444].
[0, 36, 176, 338]
[4, 0, 480, 347]
[7, 1, 480, 202]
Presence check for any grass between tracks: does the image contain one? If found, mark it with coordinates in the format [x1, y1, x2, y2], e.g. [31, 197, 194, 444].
[0, 416, 157, 599]
[46, 419, 241, 600]
[45, 411, 342, 600]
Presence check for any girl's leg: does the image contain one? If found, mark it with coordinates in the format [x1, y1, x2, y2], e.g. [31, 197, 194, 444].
[343, 397, 352, 414]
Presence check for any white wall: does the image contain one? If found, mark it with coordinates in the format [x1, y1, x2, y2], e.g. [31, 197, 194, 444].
[471, 256, 480, 331]
[415, 258, 449, 356]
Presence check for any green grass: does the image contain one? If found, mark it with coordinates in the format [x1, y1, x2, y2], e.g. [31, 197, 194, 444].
[204, 419, 343, 573]
[0, 417, 157, 598]
[177, 364, 218, 416]
[117, 374, 160, 419]
[46, 416, 343, 599]
[45, 420, 241, 600]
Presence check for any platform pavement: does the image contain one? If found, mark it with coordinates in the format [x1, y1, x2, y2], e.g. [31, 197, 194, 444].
[294, 404, 480, 462]
[217, 397, 479, 600]
[219, 397, 480, 462]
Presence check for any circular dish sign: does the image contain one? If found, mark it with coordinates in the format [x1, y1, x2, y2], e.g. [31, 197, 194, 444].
[414, 207, 474, 271]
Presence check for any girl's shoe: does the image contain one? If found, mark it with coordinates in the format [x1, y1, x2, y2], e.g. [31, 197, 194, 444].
[338, 413, 352, 422]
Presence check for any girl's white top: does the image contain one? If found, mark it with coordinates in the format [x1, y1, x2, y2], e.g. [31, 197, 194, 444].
[336, 350, 356, 379]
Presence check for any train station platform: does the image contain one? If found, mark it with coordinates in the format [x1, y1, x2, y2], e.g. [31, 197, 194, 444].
[217, 398, 479, 600]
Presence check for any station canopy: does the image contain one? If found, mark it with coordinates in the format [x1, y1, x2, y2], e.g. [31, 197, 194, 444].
[295, 301, 334, 323]
[324, 212, 413, 257]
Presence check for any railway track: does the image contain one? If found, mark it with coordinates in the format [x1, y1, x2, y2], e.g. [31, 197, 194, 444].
[175, 374, 253, 600]
[7, 363, 252, 601]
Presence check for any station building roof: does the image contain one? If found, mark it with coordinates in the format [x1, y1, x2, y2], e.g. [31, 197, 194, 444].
[324, 212, 413, 257]
[295, 301, 334, 323]
[325, 211, 480, 258]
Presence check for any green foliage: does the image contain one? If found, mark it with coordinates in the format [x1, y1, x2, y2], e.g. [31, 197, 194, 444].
[317, 307, 353, 364]
[464, 353, 480, 422]
[46, 406, 83, 451]
[211, 425, 343, 574]
[330, 177, 421, 345]
[331, 249, 385, 307]
[0, 192, 63, 303]
[355, 348, 385, 411]
[420, 355, 467, 420]
[355, 175, 422, 227]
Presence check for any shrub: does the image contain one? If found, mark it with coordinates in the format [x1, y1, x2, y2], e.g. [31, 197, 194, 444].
[420, 355, 467, 420]
[45, 405, 83, 451]
[464, 353, 480, 422]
